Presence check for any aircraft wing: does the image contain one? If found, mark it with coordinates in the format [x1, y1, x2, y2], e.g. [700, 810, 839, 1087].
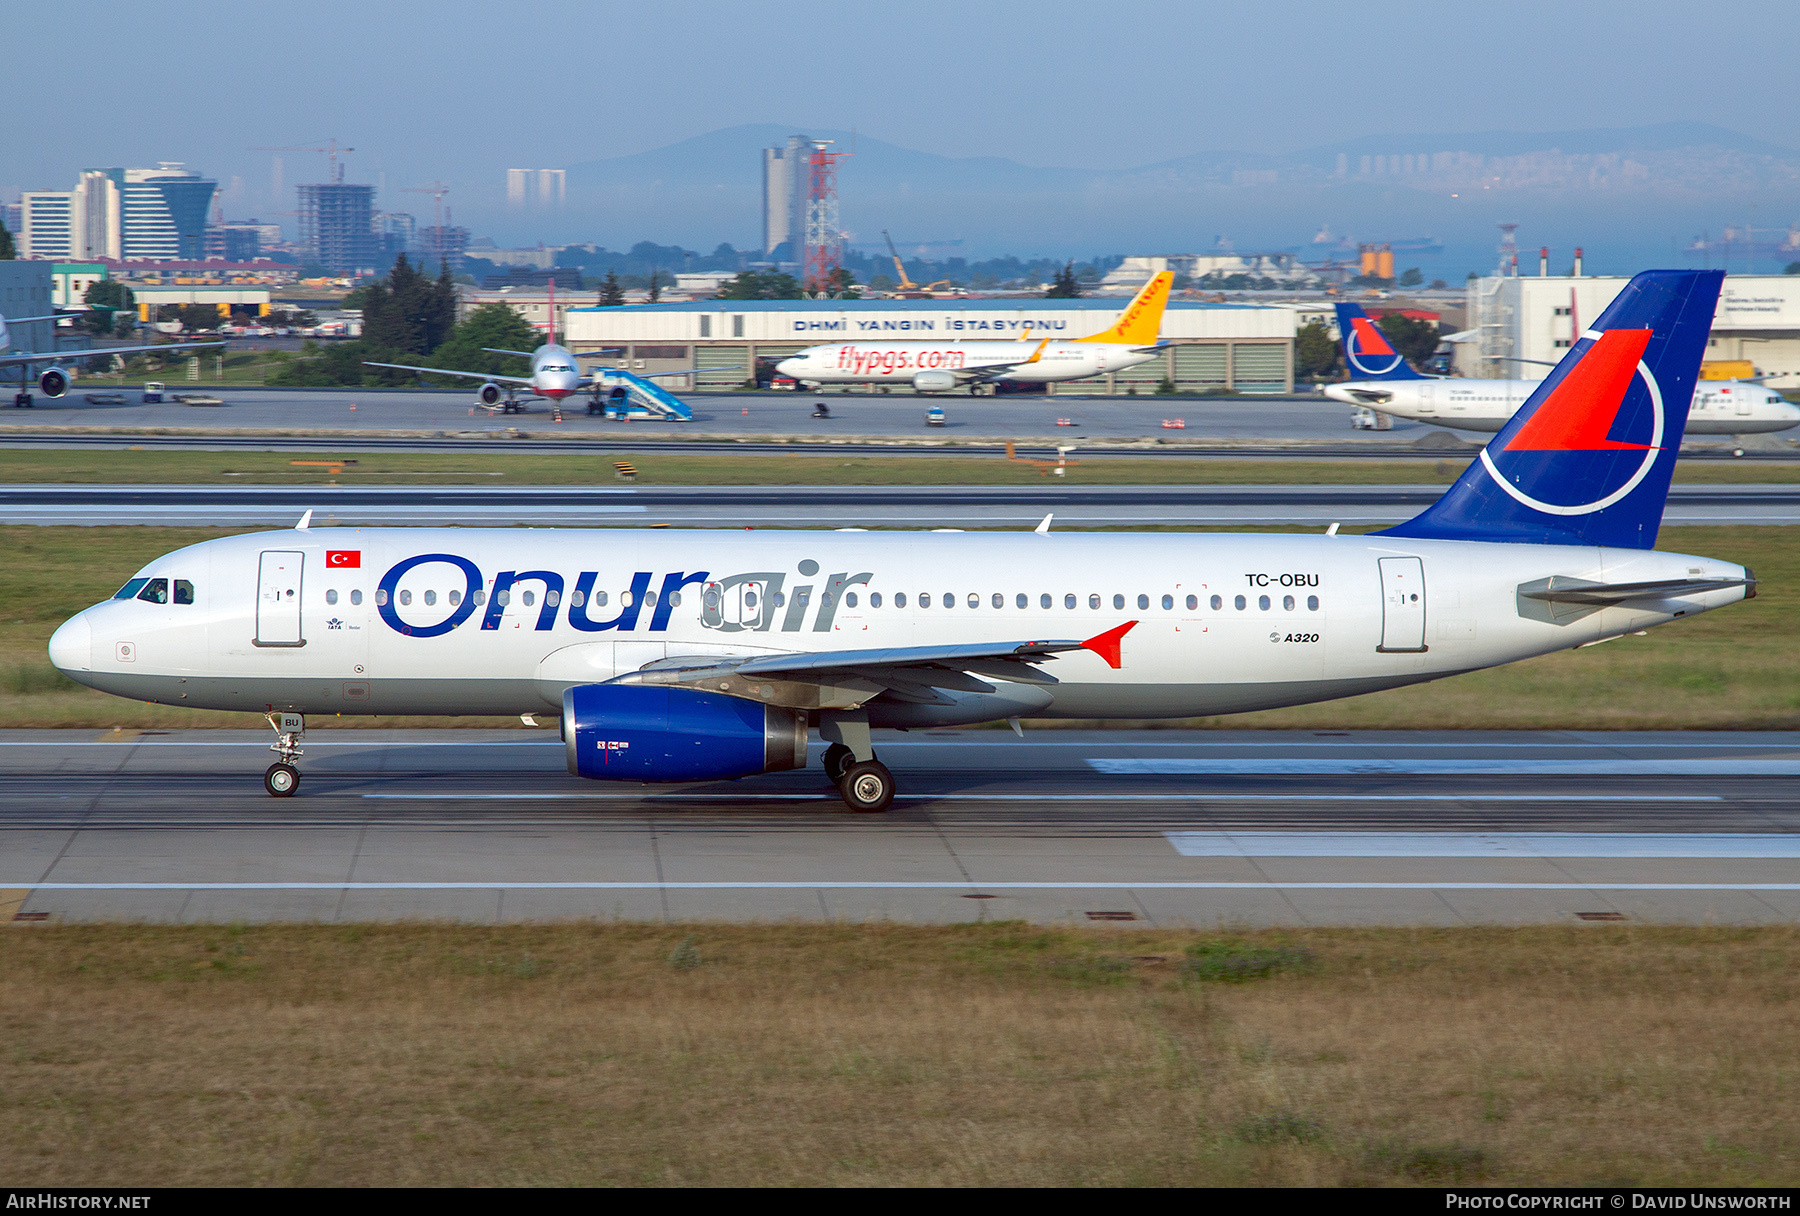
[479, 347, 537, 358]
[955, 338, 1055, 383]
[615, 623, 1136, 709]
[0, 338, 225, 370]
[362, 361, 536, 386]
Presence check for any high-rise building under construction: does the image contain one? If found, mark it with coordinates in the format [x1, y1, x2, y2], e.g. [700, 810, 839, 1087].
[297, 182, 376, 273]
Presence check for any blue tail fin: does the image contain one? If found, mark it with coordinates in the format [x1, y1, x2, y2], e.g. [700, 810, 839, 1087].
[1380, 269, 1723, 550]
[1335, 302, 1428, 380]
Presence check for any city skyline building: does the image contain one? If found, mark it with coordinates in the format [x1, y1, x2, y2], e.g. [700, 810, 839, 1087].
[297, 181, 376, 273]
[761, 135, 808, 260]
[506, 168, 565, 207]
[16, 163, 214, 261]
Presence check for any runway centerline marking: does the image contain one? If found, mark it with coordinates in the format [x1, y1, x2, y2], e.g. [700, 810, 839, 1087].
[358, 793, 1724, 803]
[7, 881, 1800, 892]
[1166, 832, 1800, 858]
[1093, 758, 1800, 776]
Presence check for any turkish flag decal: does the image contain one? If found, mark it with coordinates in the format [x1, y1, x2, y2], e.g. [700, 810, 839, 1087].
[326, 551, 361, 568]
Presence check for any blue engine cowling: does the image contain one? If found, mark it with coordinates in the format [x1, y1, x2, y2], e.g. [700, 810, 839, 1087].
[562, 683, 807, 781]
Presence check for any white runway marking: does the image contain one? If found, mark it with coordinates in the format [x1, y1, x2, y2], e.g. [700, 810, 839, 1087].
[361, 792, 1723, 803]
[1094, 758, 1800, 776]
[7, 881, 1800, 892]
[1165, 832, 1800, 858]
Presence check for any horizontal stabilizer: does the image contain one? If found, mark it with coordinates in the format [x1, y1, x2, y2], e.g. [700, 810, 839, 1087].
[1519, 575, 1754, 606]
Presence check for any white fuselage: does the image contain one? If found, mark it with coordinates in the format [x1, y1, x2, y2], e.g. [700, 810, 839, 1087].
[777, 341, 1155, 387]
[526, 343, 583, 399]
[49, 529, 1749, 725]
[1325, 377, 1800, 434]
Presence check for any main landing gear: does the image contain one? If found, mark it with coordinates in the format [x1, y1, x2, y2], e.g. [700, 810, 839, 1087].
[820, 713, 894, 813]
[263, 711, 304, 797]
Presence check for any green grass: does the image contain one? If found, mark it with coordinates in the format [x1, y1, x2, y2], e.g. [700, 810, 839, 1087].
[0, 523, 1790, 730]
[1, 447, 1799, 486]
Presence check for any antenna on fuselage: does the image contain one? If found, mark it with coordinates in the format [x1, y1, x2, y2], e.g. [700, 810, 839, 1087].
[295, 509, 313, 530]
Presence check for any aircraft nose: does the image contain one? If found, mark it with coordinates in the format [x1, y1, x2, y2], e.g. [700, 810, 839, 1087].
[776, 358, 800, 375]
[48, 612, 92, 674]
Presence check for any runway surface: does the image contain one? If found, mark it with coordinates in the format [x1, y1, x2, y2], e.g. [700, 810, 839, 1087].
[4, 728, 1798, 927]
[7, 481, 1800, 527]
[1, 388, 1418, 445]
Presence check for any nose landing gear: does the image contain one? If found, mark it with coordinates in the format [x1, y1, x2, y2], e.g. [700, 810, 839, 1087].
[263, 711, 305, 797]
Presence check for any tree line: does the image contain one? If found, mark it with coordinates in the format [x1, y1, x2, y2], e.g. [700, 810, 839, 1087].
[271, 255, 539, 387]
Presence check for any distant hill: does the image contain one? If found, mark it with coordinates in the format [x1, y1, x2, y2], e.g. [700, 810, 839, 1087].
[474, 122, 1800, 274]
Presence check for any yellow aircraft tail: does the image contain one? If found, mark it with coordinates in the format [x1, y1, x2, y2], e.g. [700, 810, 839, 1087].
[1075, 271, 1173, 345]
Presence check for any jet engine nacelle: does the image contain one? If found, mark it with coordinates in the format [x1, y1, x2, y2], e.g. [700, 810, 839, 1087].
[38, 368, 68, 398]
[911, 370, 957, 393]
[478, 382, 503, 406]
[561, 683, 806, 782]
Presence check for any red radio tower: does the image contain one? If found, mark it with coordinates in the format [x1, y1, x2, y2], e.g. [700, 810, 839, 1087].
[802, 140, 852, 296]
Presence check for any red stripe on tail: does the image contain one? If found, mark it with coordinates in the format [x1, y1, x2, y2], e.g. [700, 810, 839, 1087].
[1505, 328, 1654, 452]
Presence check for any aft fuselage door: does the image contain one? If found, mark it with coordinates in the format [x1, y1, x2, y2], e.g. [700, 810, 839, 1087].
[256, 550, 305, 647]
[1376, 556, 1427, 653]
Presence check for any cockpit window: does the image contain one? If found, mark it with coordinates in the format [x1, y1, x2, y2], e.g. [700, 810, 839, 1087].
[136, 578, 169, 604]
[114, 578, 150, 600]
[174, 579, 194, 605]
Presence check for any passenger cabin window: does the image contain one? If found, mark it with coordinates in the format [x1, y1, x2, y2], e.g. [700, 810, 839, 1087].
[137, 578, 169, 604]
[1088, 594, 1101, 610]
[1138, 594, 1150, 610]
[1234, 595, 1246, 610]
[326, 589, 339, 605]
[1016, 593, 1028, 609]
[1040, 594, 1052, 609]
[1307, 595, 1320, 611]
[1113, 594, 1126, 610]
[846, 592, 858, 608]
[1162, 594, 1173, 610]
[1258, 595, 1271, 610]
[920, 593, 931, 608]
[174, 580, 194, 605]
[1064, 594, 1076, 609]
[894, 592, 906, 608]
[1210, 595, 1222, 611]
[870, 592, 882, 608]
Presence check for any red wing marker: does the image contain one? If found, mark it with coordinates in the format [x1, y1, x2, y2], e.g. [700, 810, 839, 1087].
[1080, 620, 1138, 669]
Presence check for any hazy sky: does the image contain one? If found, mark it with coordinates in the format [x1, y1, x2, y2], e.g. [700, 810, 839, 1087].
[7, 0, 1797, 234]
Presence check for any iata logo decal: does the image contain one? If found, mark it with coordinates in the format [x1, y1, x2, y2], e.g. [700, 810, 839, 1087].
[1345, 316, 1406, 376]
[1480, 328, 1664, 516]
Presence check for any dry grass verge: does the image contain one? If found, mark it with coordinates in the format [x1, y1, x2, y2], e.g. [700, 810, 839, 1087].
[1, 924, 1796, 1186]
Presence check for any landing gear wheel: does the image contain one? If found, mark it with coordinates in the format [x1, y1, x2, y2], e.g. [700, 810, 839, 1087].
[822, 743, 853, 783]
[838, 760, 894, 813]
[264, 762, 299, 798]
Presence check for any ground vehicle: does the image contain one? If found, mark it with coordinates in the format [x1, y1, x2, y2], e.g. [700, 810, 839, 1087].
[142, 382, 165, 403]
[926, 405, 946, 427]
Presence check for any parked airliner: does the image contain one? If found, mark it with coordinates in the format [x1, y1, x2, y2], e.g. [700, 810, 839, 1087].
[363, 280, 693, 418]
[51, 271, 1754, 812]
[775, 272, 1174, 393]
[1323, 301, 1800, 434]
[2, 311, 224, 407]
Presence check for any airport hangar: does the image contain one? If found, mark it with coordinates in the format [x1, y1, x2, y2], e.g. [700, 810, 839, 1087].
[545, 297, 1299, 394]
[1461, 272, 1800, 388]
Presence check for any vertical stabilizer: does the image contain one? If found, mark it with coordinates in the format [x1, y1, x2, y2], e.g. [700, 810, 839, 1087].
[1078, 271, 1173, 345]
[1334, 302, 1428, 380]
[1380, 270, 1723, 550]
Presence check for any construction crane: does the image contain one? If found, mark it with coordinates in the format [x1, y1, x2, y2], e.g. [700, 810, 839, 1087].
[879, 230, 952, 297]
[402, 182, 452, 270]
[250, 139, 355, 183]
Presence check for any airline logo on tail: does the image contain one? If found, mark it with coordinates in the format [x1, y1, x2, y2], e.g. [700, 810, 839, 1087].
[1077, 272, 1173, 345]
[1342, 312, 1408, 377]
[1481, 327, 1664, 516]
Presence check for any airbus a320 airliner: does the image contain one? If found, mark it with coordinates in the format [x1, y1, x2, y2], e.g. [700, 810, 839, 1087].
[51, 271, 1754, 811]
